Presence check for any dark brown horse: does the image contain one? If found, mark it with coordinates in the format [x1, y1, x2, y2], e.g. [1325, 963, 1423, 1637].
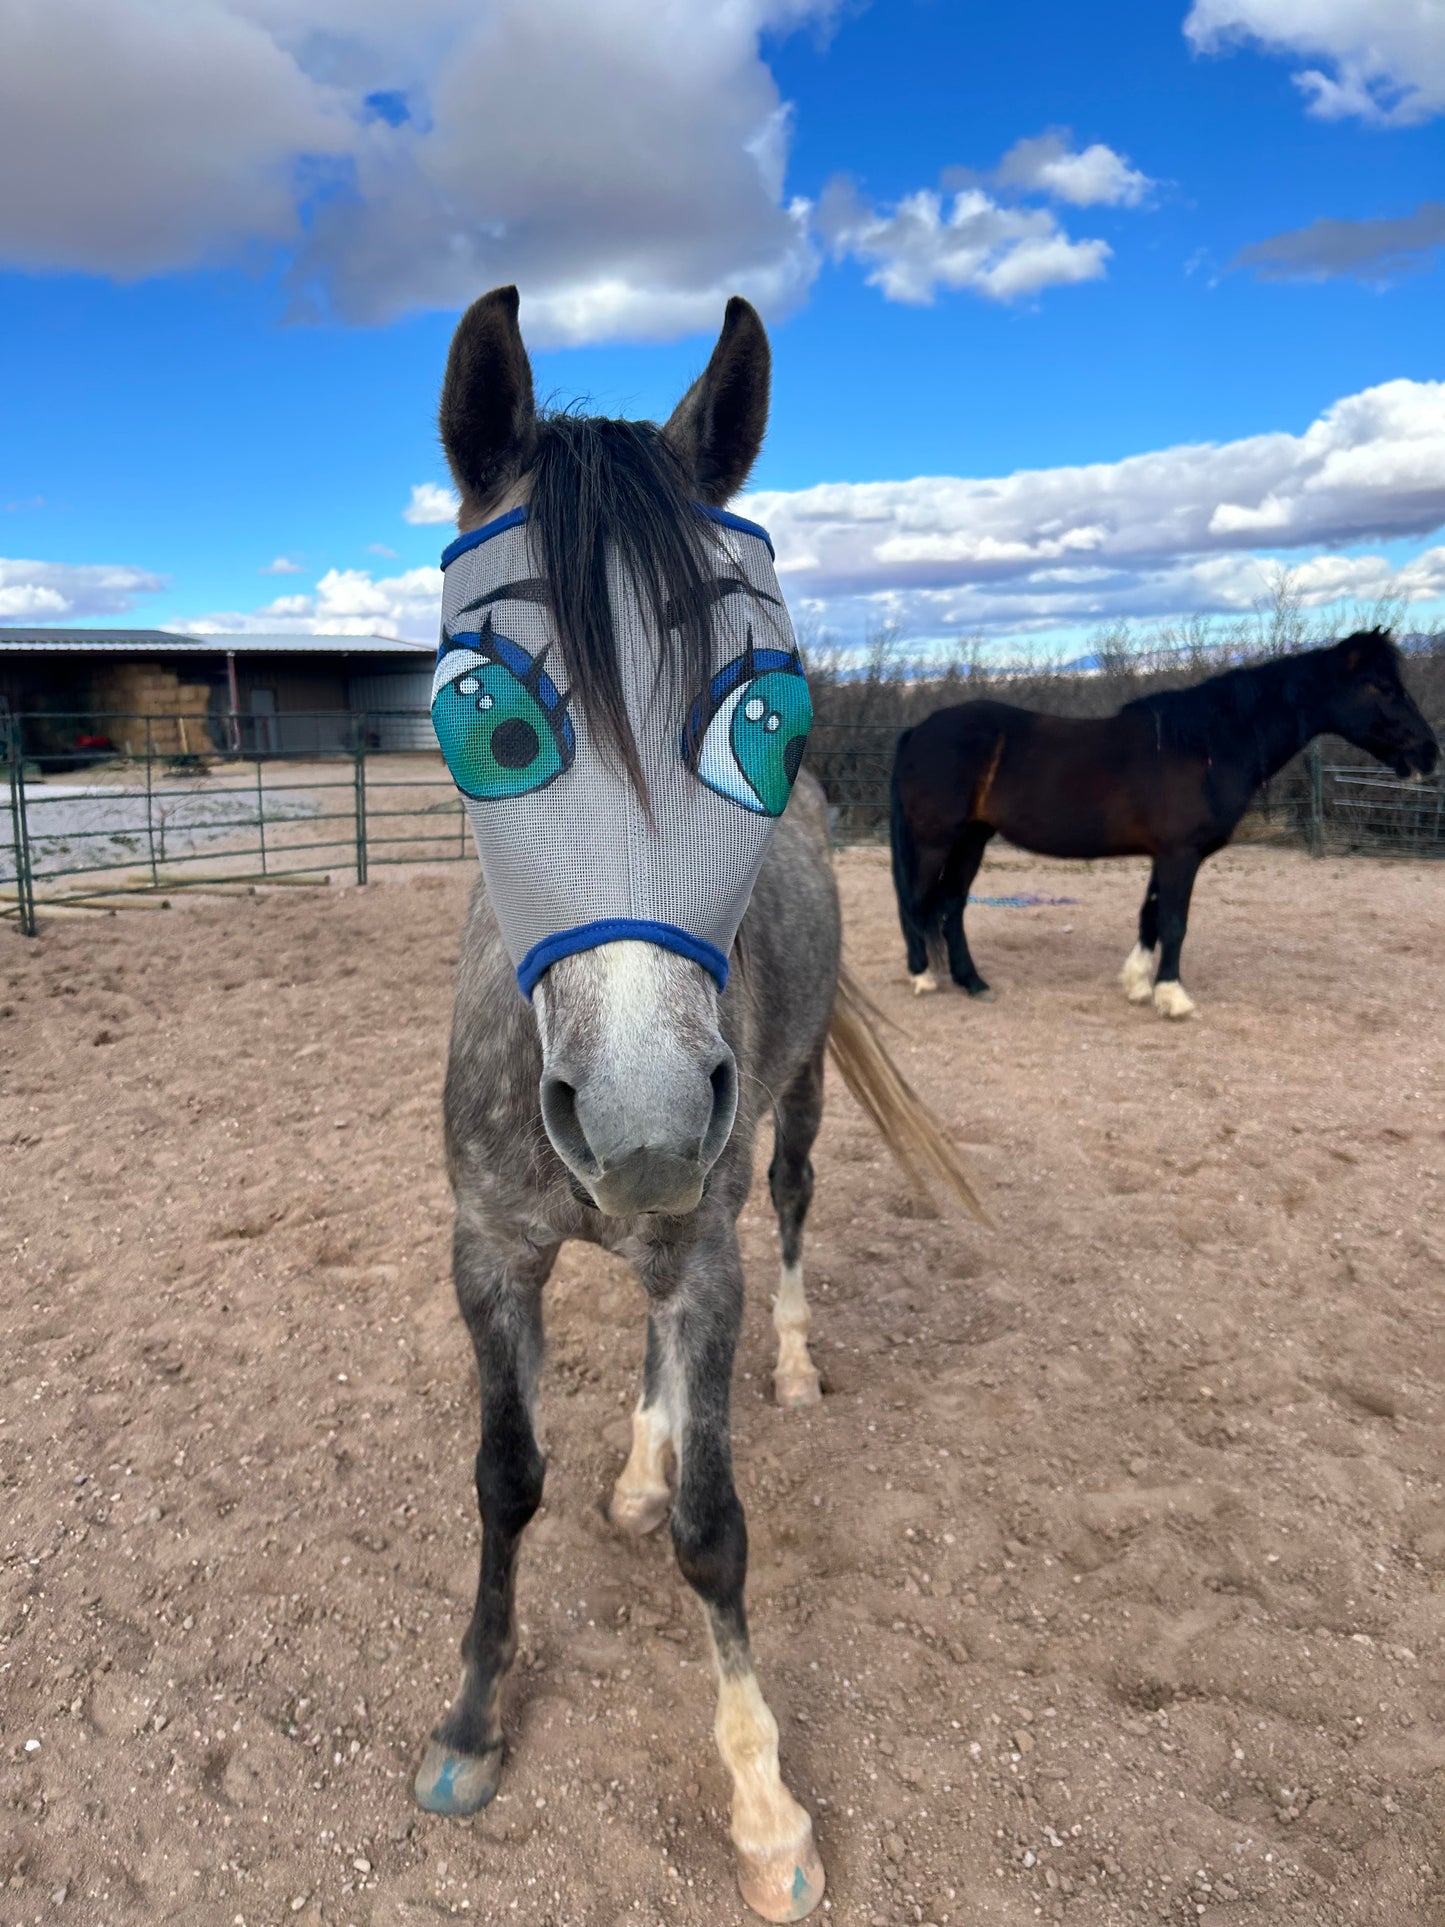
[890, 631, 1438, 1017]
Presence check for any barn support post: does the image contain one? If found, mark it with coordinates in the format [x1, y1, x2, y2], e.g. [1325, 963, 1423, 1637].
[7, 712, 37, 938]
[1307, 742, 1324, 858]
[353, 727, 368, 886]
[226, 651, 241, 756]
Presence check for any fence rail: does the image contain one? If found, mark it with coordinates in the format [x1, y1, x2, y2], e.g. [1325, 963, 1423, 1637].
[3, 707, 1442, 936]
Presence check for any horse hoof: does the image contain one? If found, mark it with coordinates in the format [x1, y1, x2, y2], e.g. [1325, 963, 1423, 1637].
[910, 970, 939, 996]
[965, 984, 995, 1002]
[773, 1368, 823, 1410]
[1121, 944, 1156, 1003]
[1153, 981, 1197, 1020]
[736, 1819, 826, 1921]
[413, 1738, 504, 1817]
[608, 1484, 671, 1536]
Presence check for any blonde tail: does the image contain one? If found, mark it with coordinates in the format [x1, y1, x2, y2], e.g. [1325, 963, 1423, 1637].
[826, 963, 988, 1223]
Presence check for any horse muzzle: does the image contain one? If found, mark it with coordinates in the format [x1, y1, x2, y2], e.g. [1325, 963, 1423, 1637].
[539, 1047, 738, 1217]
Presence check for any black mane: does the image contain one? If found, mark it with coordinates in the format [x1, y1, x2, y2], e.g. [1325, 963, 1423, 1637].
[526, 412, 719, 799]
[1119, 630, 1397, 776]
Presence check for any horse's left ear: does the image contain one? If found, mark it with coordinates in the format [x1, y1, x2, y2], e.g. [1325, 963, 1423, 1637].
[439, 285, 538, 513]
[662, 297, 771, 506]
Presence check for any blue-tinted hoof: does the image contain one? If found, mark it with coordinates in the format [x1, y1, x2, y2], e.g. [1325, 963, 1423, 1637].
[413, 1738, 503, 1817]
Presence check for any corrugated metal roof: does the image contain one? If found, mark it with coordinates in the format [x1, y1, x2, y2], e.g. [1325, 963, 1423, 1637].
[0, 627, 433, 656]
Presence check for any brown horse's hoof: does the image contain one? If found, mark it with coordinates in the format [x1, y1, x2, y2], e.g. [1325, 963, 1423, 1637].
[736, 1819, 826, 1921]
[773, 1367, 822, 1410]
[608, 1483, 672, 1536]
[1153, 980, 1197, 1020]
[966, 985, 995, 1002]
[413, 1737, 504, 1817]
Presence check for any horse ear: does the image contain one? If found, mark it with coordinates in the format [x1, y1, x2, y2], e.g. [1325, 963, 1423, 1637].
[439, 285, 538, 512]
[662, 297, 771, 505]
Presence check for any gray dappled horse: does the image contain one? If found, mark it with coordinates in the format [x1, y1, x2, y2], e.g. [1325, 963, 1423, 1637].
[410, 288, 979, 1921]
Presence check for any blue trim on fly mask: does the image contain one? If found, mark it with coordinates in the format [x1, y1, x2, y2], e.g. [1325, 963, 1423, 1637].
[439, 506, 530, 569]
[440, 503, 773, 570]
[516, 920, 730, 1001]
[693, 504, 775, 559]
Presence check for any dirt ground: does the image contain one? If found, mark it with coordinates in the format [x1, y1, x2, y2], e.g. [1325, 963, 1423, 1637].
[3, 842, 1444, 1927]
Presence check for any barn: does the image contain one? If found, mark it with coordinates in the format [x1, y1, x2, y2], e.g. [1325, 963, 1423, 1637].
[0, 628, 436, 761]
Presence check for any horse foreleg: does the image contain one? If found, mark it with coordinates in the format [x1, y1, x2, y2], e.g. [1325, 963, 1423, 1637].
[659, 1245, 825, 1921]
[609, 1316, 675, 1534]
[1121, 865, 1159, 1003]
[1151, 853, 1201, 1018]
[940, 825, 994, 997]
[768, 1051, 824, 1409]
[414, 1230, 553, 1818]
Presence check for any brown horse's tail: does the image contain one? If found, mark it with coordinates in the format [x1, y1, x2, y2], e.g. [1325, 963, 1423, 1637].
[826, 963, 988, 1223]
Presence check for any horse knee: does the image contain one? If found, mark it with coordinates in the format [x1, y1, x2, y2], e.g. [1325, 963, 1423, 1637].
[475, 1437, 544, 1537]
[672, 1489, 747, 1606]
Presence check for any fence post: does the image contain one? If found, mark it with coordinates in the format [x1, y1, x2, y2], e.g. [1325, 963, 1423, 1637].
[7, 712, 37, 938]
[144, 716, 159, 885]
[353, 727, 368, 885]
[1307, 742, 1324, 858]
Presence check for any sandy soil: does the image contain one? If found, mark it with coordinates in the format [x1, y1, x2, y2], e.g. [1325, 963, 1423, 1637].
[3, 842, 1444, 1927]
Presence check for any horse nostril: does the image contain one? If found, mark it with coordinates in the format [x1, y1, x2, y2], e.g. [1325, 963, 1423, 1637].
[701, 1048, 739, 1165]
[539, 1073, 601, 1177]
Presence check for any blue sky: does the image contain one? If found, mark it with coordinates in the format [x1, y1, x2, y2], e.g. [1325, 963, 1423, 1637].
[1, 0, 1442, 651]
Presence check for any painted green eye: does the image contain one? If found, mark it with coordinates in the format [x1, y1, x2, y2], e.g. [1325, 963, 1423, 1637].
[432, 618, 574, 800]
[682, 639, 811, 816]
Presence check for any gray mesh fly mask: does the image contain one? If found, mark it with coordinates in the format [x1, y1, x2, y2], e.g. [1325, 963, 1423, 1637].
[433, 506, 811, 999]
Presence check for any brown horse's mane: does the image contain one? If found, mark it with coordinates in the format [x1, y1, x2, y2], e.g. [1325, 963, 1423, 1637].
[1119, 629, 1397, 767]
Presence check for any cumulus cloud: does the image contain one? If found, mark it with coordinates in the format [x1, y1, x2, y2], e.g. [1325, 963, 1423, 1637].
[0, 557, 166, 622]
[818, 129, 1151, 306]
[817, 180, 1112, 305]
[0, 0, 841, 342]
[186, 562, 443, 640]
[1234, 201, 1445, 282]
[1186, 0, 1445, 125]
[994, 131, 1152, 207]
[403, 482, 461, 526]
[260, 554, 305, 574]
[740, 378, 1445, 634]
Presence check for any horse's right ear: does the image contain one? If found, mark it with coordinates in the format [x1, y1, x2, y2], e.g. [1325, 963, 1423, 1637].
[439, 286, 538, 512]
[662, 297, 771, 506]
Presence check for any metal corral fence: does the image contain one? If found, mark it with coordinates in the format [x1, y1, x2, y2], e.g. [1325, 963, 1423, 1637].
[4, 709, 1443, 936]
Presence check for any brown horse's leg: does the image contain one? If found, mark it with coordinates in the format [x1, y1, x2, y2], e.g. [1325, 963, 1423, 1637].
[897, 840, 948, 993]
[1122, 864, 1159, 1003]
[1151, 853, 1202, 1018]
[939, 825, 994, 997]
[415, 1233, 554, 1817]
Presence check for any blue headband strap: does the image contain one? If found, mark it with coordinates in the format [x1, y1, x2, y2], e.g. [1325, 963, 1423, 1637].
[516, 919, 729, 1000]
[441, 502, 773, 570]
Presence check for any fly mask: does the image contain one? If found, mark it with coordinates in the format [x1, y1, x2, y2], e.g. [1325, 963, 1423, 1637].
[432, 503, 811, 1000]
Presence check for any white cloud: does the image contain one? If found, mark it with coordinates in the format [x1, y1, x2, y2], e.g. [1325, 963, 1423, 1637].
[403, 482, 461, 526]
[260, 554, 304, 574]
[741, 378, 1445, 635]
[0, 557, 166, 622]
[0, 0, 842, 342]
[170, 379, 1445, 650]
[995, 132, 1152, 207]
[186, 562, 442, 640]
[1186, 0, 1445, 125]
[817, 180, 1111, 305]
